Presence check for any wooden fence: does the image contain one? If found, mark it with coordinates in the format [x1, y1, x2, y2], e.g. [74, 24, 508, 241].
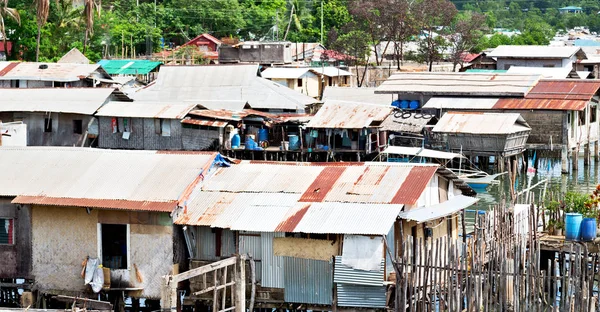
[393, 203, 599, 312]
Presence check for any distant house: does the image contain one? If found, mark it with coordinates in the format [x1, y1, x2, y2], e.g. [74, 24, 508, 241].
[323, 87, 395, 106]
[173, 160, 476, 311]
[0, 62, 115, 88]
[559, 6, 582, 14]
[133, 64, 318, 114]
[97, 59, 162, 83]
[219, 41, 292, 65]
[487, 45, 587, 70]
[57, 48, 90, 64]
[260, 67, 354, 98]
[0, 147, 221, 308]
[460, 51, 496, 71]
[180, 33, 222, 61]
[290, 42, 325, 62]
[0, 88, 121, 146]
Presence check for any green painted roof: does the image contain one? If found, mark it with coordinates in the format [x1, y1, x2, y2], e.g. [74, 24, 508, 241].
[559, 6, 582, 10]
[97, 59, 162, 75]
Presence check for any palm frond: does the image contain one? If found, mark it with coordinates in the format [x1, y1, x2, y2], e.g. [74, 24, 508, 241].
[35, 0, 50, 27]
[4, 7, 19, 25]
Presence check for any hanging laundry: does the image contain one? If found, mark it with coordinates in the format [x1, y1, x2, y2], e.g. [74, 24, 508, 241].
[111, 118, 117, 134]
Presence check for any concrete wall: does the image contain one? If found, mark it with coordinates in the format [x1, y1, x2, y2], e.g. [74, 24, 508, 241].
[0, 112, 93, 146]
[31, 206, 174, 299]
[182, 127, 220, 150]
[219, 43, 291, 64]
[505, 110, 565, 146]
[496, 58, 567, 70]
[98, 117, 183, 150]
[0, 198, 31, 279]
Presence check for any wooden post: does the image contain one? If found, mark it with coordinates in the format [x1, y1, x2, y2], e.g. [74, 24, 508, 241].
[572, 147, 579, 171]
[561, 145, 569, 174]
[595, 141, 599, 162]
[584, 143, 590, 166]
[234, 256, 246, 312]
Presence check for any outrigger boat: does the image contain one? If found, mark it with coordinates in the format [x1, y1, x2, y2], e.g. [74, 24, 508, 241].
[377, 146, 506, 189]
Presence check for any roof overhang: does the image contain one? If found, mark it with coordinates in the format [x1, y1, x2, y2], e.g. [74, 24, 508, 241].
[12, 195, 176, 212]
[398, 195, 479, 223]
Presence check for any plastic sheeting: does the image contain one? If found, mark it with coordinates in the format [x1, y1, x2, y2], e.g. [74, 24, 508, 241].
[341, 235, 384, 271]
[84, 258, 104, 293]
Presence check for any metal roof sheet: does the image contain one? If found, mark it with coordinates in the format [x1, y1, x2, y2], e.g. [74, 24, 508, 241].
[133, 65, 317, 111]
[96, 101, 196, 119]
[506, 66, 572, 79]
[0, 88, 114, 114]
[487, 45, 583, 59]
[380, 112, 433, 133]
[181, 118, 228, 128]
[375, 73, 540, 97]
[0, 62, 106, 82]
[0, 147, 216, 208]
[261, 67, 314, 79]
[381, 146, 465, 160]
[433, 112, 531, 134]
[333, 256, 384, 286]
[391, 166, 438, 205]
[57, 48, 90, 64]
[526, 80, 600, 100]
[322, 87, 394, 105]
[311, 67, 353, 77]
[97, 59, 161, 75]
[306, 101, 392, 129]
[493, 98, 588, 111]
[12, 196, 175, 212]
[423, 97, 499, 109]
[398, 195, 479, 223]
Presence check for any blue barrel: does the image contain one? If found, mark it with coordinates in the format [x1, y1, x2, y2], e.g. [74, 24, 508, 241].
[565, 213, 583, 241]
[245, 137, 256, 150]
[581, 217, 597, 241]
[231, 134, 241, 148]
[258, 129, 268, 142]
[400, 100, 409, 109]
[409, 100, 420, 110]
[288, 135, 299, 150]
[391, 100, 401, 108]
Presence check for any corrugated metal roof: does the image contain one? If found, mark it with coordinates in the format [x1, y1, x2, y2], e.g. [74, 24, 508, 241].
[322, 87, 394, 105]
[336, 284, 387, 308]
[97, 59, 161, 75]
[12, 196, 175, 212]
[187, 109, 274, 121]
[0, 147, 216, 210]
[311, 67, 353, 77]
[284, 257, 333, 305]
[487, 45, 583, 59]
[298, 167, 346, 202]
[133, 65, 318, 112]
[95, 101, 196, 119]
[506, 66, 571, 79]
[381, 146, 465, 160]
[260, 232, 285, 288]
[423, 97, 499, 109]
[57, 48, 90, 64]
[181, 118, 228, 128]
[391, 166, 438, 205]
[375, 73, 540, 97]
[526, 80, 600, 100]
[197, 100, 248, 111]
[261, 67, 314, 79]
[0, 88, 114, 114]
[493, 98, 588, 111]
[398, 195, 479, 223]
[306, 100, 392, 129]
[0, 62, 105, 82]
[380, 112, 433, 133]
[333, 256, 384, 286]
[433, 112, 531, 134]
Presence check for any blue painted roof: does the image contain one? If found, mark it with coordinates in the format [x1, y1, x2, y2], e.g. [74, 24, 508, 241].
[574, 39, 600, 47]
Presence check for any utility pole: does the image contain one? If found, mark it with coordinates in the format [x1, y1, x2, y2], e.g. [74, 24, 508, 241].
[321, 0, 324, 44]
[276, 9, 279, 41]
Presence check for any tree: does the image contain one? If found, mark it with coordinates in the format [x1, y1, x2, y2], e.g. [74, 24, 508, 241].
[415, 0, 457, 71]
[34, 0, 49, 61]
[348, 0, 388, 66]
[332, 29, 370, 87]
[448, 11, 487, 71]
[385, 0, 417, 69]
[82, 0, 99, 53]
[0, 0, 19, 59]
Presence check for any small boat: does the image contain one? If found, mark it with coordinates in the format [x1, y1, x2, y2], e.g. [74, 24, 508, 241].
[450, 169, 507, 189]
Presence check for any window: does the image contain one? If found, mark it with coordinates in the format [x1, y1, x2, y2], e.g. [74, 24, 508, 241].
[100, 224, 128, 269]
[543, 64, 555, 68]
[73, 120, 83, 134]
[591, 106, 597, 123]
[579, 110, 586, 126]
[154, 119, 171, 136]
[44, 118, 52, 132]
[0, 218, 13, 245]
[297, 79, 302, 88]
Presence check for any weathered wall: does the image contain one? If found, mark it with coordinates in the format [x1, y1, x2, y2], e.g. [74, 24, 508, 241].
[142, 119, 183, 150]
[0, 198, 31, 279]
[496, 58, 566, 70]
[98, 116, 145, 149]
[31, 205, 98, 293]
[31, 207, 173, 298]
[0, 112, 92, 146]
[182, 127, 220, 150]
[507, 110, 565, 146]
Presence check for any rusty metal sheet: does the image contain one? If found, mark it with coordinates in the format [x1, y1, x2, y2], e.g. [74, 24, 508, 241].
[187, 109, 244, 121]
[391, 166, 438, 205]
[96, 101, 196, 119]
[526, 80, 600, 100]
[298, 166, 346, 202]
[494, 98, 588, 111]
[0, 62, 103, 82]
[181, 118, 228, 128]
[12, 196, 175, 212]
[306, 101, 392, 129]
[0, 62, 18, 76]
[432, 112, 530, 134]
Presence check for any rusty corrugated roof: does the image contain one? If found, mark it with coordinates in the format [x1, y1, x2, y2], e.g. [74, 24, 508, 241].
[12, 196, 175, 212]
[493, 98, 588, 111]
[306, 100, 392, 129]
[391, 166, 438, 205]
[181, 118, 229, 128]
[526, 80, 600, 100]
[298, 167, 347, 202]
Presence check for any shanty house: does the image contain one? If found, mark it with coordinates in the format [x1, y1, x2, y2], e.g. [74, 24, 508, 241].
[173, 161, 476, 310]
[487, 45, 587, 70]
[219, 42, 292, 65]
[432, 112, 531, 157]
[0, 62, 114, 88]
[179, 33, 222, 61]
[133, 64, 318, 114]
[0, 147, 222, 305]
[261, 68, 321, 97]
[96, 101, 197, 150]
[0, 88, 119, 146]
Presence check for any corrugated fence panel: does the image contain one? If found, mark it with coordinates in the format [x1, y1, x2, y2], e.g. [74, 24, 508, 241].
[196, 226, 217, 261]
[333, 256, 384, 286]
[261, 232, 285, 288]
[386, 226, 395, 275]
[221, 229, 236, 258]
[239, 232, 263, 282]
[284, 257, 332, 305]
[336, 284, 387, 308]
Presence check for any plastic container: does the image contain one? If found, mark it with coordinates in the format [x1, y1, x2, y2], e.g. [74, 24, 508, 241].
[288, 135, 299, 150]
[245, 137, 257, 150]
[581, 217, 597, 241]
[258, 129, 268, 142]
[391, 100, 401, 108]
[400, 100, 410, 110]
[565, 212, 583, 241]
[409, 100, 420, 110]
[231, 134, 241, 148]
